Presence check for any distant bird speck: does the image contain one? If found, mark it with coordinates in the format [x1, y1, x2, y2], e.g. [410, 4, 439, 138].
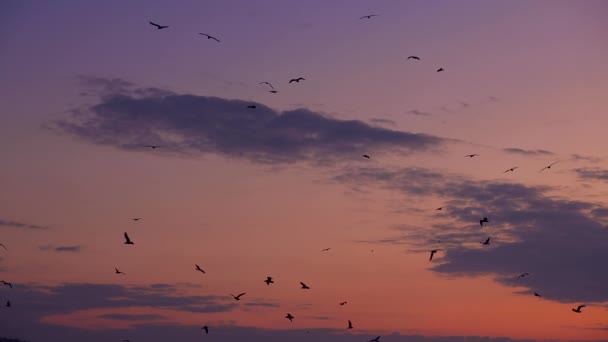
[369, 337, 381, 342]
[259, 81, 274, 89]
[465, 154, 479, 158]
[540, 161, 559, 173]
[407, 56, 421, 60]
[321, 248, 331, 252]
[300, 282, 310, 289]
[286, 313, 294, 321]
[362, 154, 370, 159]
[247, 105, 257, 109]
[504, 167, 519, 173]
[149, 21, 169, 29]
[195, 264, 206, 274]
[289, 77, 306, 83]
[534, 292, 542, 297]
[437, 68, 444, 72]
[517, 272, 530, 280]
[347, 320, 353, 329]
[264, 276, 274, 285]
[572, 305, 586, 313]
[1, 280, 12, 288]
[480, 217, 489, 226]
[340, 301, 348, 306]
[115, 268, 125, 275]
[231, 292, 246, 301]
[145, 145, 161, 149]
[481, 237, 491, 245]
[198, 33, 220, 42]
[202, 325, 209, 334]
[429, 249, 443, 261]
[360, 14, 379, 19]
[123, 232, 134, 245]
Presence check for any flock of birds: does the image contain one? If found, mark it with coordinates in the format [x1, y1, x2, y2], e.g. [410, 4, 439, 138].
[0, 14, 593, 342]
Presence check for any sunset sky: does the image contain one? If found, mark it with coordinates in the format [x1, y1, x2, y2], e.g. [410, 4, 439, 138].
[1, 1, 608, 341]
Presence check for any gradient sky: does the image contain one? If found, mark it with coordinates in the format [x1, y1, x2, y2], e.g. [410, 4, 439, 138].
[1, 1, 608, 341]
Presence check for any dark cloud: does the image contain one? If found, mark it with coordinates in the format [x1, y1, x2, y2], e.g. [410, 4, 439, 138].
[52, 78, 449, 166]
[0, 219, 48, 230]
[334, 166, 608, 303]
[574, 168, 608, 182]
[39, 245, 82, 253]
[369, 118, 396, 126]
[502, 148, 554, 157]
[570, 154, 602, 163]
[97, 313, 166, 321]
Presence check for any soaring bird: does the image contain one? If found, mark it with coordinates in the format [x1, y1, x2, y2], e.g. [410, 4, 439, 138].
[132, 218, 141, 221]
[145, 145, 161, 149]
[198, 33, 220, 42]
[231, 292, 246, 301]
[362, 154, 371, 159]
[259, 81, 274, 89]
[247, 105, 256, 109]
[465, 154, 479, 158]
[369, 337, 381, 342]
[264, 276, 274, 285]
[339, 301, 348, 306]
[504, 167, 519, 173]
[149, 21, 169, 29]
[407, 56, 421, 60]
[123, 232, 134, 245]
[480, 217, 489, 226]
[195, 264, 206, 274]
[269, 90, 278, 94]
[1, 281, 12, 288]
[286, 313, 294, 322]
[0, 243, 7, 250]
[436, 207, 443, 210]
[289, 77, 305, 83]
[115, 268, 125, 275]
[429, 249, 443, 261]
[300, 282, 310, 289]
[534, 292, 542, 297]
[437, 68, 444, 72]
[517, 272, 530, 280]
[202, 326, 209, 334]
[321, 248, 331, 252]
[360, 14, 379, 19]
[481, 237, 491, 245]
[347, 320, 353, 329]
[540, 161, 559, 172]
[572, 305, 586, 313]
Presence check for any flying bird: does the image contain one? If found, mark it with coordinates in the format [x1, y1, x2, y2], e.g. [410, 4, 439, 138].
[407, 56, 421, 60]
[1, 281, 12, 288]
[300, 282, 310, 289]
[286, 313, 294, 322]
[362, 154, 370, 159]
[259, 81, 274, 89]
[289, 77, 305, 83]
[481, 237, 491, 245]
[5, 300, 10, 307]
[145, 145, 161, 149]
[572, 305, 586, 313]
[231, 292, 246, 301]
[198, 33, 220, 42]
[340, 301, 348, 305]
[247, 105, 257, 109]
[540, 161, 559, 172]
[132, 218, 141, 221]
[0, 243, 7, 250]
[115, 268, 125, 275]
[348, 320, 353, 329]
[264, 276, 274, 285]
[360, 14, 379, 19]
[321, 248, 331, 252]
[517, 272, 530, 280]
[436, 207, 443, 210]
[465, 154, 479, 158]
[534, 292, 542, 297]
[149, 21, 169, 29]
[195, 264, 206, 274]
[480, 217, 489, 226]
[429, 249, 443, 261]
[202, 326, 209, 334]
[437, 68, 444, 72]
[123, 232, 134, 245]
[504, 167, 519, 173]
[269, 90, 278, 93]
[369, 337, 381, 342]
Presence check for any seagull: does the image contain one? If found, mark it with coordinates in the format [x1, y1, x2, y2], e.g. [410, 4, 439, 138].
[247, 105, 257, 109]
[369, 337, 381, 342]
[347, 320, 353, 329]
[517, 272, 530, 280]
[115, 268, 125, 275]
[132, 218, 141, 221]
[362, 154, 370, 159]
[145, 145, 161, 149]
[269, 90, 278, 93]
[437, 68, 444, 72]
[259, 81, 274, 89]
[534, 292, 542, 297]
[572, 305, 586, 313]
[195, 264, 206, 274]
[540, 161, 559, 173]
[1, 281, 12, 288]
[123, 232, 134, 245]
[230, 292, 246, 301]
[480, 217, 489, 226]
[429, 249, 443, 261]
[360, 14, 379, 19]
[289, 77, 306, 83]
[339, 301, 348, 306]
[264, 276, 274, 285]
[198, 33, 220, 42]
[465, 154, 479, 158]
[504, 167, 519, 173]
[0, 243, 7, 250]
[300, 282, 310, 289]
[286, 313, 294, 322]
[321, 248, 331, 252]
[202, 326, 209, 334]
[436, 207, 443, 210]
[407, 56, 421, 60]
[481, 237, 491, 245]
[149, 21, 169, 29]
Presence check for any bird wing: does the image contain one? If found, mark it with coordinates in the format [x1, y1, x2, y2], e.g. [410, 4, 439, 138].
[578, 305, 586, 310]
[238, 292, 246, 297]
[300, 282, 307, 287]
[211, 37, 221, 42]
[124, 232, 130, 241]
[149, 21, 159, 27]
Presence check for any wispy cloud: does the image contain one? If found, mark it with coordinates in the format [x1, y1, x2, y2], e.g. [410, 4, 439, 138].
[369, 118, 396, 126]
[0, 219, 48, 230]
[405, 109, 432, 116]
[574, 168, 608, 181]
[570, 154, 602, 163]
[502, 148, 554, 157]
[39, 245, 83, 253]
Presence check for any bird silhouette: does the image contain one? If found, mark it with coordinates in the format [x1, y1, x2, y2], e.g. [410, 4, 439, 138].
[286, 313, 294, 321]
[289, 77, 306, 83]
[340, 301, 348, 305]
[572, 305, 586, 313]
[132, 218, 141, 221]
[198, 33, 220, 42]
[481, 237, 491, 245]
[231, 292, 246, 300]
[437, 68, 444, 72]
[269, 90, 278, 93]
[517, 272, 530, 280]
[1, 281, 12, 288]
[0, 243, 7, 250]
[465, 154, 479, 158]
[360, 14, 379, 19]
[321, 248, 331, 252]
[504, 167, 518, 173]
[300, 282, 310, 289]
[480, 217, 489, 226]
[436, 207, 443, 210]
[347, 320, 353, 329]
[115, 268, 125, 275]
[247, 105, 257, 109]
[195, 264, 206, 274]
[202, 325, 209, 334]
[407, 56, 421, 60]
[149, 21, 169, 29]
[145, 145, 161, 149]
[429, 249, 443, 261]
[259, 81, 274, 89]
[540, 161, 559, 172]
[362, 154, 371, 159]
[5, 300, 10, 307]
[369, 337, 381, 342]
[534, 292, 542, 297]
[123, 232, 134, 245]
[264, 276, 274, 285]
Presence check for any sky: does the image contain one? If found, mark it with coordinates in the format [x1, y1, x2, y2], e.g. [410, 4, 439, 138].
[1, 0, 608, 341]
